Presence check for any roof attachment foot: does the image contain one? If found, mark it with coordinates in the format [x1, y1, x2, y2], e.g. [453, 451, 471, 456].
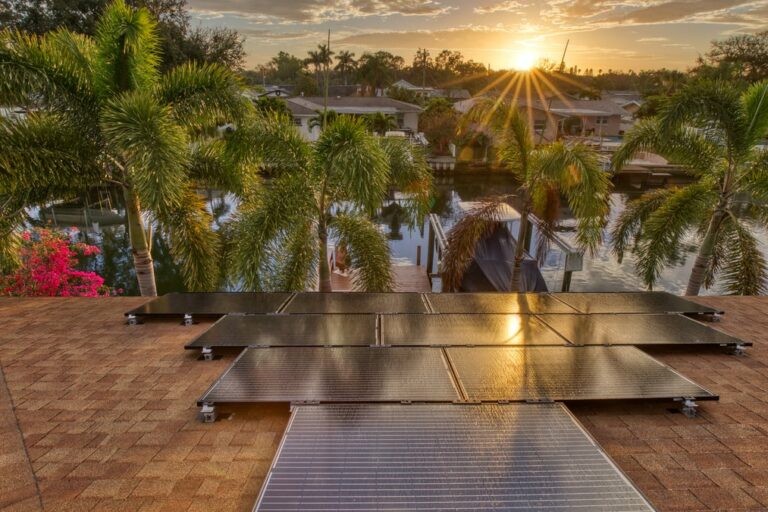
[201, 347, 214, 361]
[127, 314, 140, 326]
[681, 398, 698, 418]
[200, 403, 217, 423]
[729, 343, 747, 356]
[182, 313, 194, 326]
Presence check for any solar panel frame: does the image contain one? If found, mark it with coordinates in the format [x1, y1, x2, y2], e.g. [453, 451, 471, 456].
[124, 292, 293, 318]
[185, 313, 378, 349]
[446, 345, 718, 403]
[550, 292, 723, 315]
[537, 313, 750, 347]
[282, 292, 430, 314]
[381, 313, 572, 346]
[424, 292, 579, 314]
[254, 403, 656, 512]
[197, 346, 461, 405]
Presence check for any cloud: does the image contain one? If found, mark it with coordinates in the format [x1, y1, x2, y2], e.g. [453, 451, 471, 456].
[474, 1, 528, 14]
[637, 37, 669, 42]
[188, 0, 452, 23]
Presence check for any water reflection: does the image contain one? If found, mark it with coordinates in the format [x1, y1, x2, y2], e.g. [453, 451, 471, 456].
[29, 176, 768, 295]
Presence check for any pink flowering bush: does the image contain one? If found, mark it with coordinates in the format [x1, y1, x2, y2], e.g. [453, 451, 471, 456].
[1, 228, 117, 297]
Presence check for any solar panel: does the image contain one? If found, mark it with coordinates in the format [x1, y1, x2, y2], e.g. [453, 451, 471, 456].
[425, 292, 577, 314]
[447, 346, 717, 402]
[198, 347, 460, 404]
[282, 292, 428, 314]
[125, 292, 292, 318]
[538, 313, 749, 347]
[255, 403, 655, 511]
[550, 292, 723, 315]
[185, 314, 377, 349]
[381, 314, 570, 346]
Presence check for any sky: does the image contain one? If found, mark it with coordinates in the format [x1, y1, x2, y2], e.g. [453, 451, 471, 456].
[185, 0, 768, 72]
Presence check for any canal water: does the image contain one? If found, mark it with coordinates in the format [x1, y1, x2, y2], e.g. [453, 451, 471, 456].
[33, 174, 767, 295]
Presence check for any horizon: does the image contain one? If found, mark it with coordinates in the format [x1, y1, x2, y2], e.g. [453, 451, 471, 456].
[184, 0, 767, 72]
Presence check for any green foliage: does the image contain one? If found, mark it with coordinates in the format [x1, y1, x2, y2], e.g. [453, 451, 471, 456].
[612, 79, 768, 295]
[0, 0, 248, 294]
[227, 114, 432, 292]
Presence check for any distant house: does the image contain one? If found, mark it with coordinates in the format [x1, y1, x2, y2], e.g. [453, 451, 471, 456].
[286, 96, 423, 141]
[391, 79, 471, 102]
[518, 98, 628, 140]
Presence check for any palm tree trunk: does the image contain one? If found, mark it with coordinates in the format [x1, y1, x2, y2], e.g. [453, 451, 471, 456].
[685, 208, 726, 296]
[318, 216, 332, 292]
[123, 187, 157, 297]
[510, 212, 530, 292]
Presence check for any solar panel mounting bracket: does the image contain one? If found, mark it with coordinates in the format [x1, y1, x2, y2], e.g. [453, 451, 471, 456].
[729, 343, 747, 356]
[680, 397, 698, 418]
[126, 314, 140, 326]
[526, 398, 555, 404]
[182, 313, 194, 326]
[199, 403, 217, 423]
[201, 347, 213, 361]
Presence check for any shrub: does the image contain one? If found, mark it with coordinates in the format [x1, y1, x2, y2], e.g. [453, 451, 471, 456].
[1, 228, 118, 297]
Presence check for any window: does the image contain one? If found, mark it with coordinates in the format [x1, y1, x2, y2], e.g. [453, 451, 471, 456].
[595, 116, 609, 125]
[533, 120, 547, 133]
[293, 117, 303, 126]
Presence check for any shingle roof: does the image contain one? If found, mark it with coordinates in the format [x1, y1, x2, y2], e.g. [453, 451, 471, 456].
[287, 96, 422, 114]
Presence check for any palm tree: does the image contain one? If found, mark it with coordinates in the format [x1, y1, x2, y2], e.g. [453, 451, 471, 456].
[0, 0, 250, 296]
[308, 109, 339, 133]
[611, 80, 768, 296]
[225, 113, 432, 292]
[366, 112, 398, 135]
[442, 99, 611, 291]
[305, 49, 324, 87]
[334, 50, 356, 86]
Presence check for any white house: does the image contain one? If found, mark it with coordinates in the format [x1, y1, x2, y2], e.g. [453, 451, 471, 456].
[286, 96, 423, 141]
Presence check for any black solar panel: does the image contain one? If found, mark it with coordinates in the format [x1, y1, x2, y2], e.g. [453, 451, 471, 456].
[381, 314, 570, 346]
[551, 292, 722, 315]
[198, 347, 460, 404]
[425, 292, 577, 314]
[255, 403, 655, 511]
[447, 346, 717, 402]
[125, 292, 292, 317]
[185, 314, 377, 349]
[538, 313, 749, 347]
[283, 292, 428, 314]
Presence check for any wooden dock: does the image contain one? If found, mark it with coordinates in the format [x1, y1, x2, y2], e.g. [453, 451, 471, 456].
[330, 264, 431, 292]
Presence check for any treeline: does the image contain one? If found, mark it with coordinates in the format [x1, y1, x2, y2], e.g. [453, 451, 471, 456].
[0, 0, 246, 71]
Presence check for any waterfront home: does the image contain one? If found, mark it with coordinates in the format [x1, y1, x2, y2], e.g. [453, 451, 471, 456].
[286, 96, 423, 140]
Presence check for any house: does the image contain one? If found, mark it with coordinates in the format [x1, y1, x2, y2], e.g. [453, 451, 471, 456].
[286, 96, 423, 141]
[391, 79, 471, 102]
[517, 98, 628, 140]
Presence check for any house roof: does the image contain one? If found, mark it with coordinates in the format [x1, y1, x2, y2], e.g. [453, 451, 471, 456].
[2, 296, 768, 511]
[520, 98, 627, 117]
[287, 96, 422, 116]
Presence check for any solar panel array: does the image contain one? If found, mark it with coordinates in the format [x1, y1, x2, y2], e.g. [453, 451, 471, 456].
[255, 403, 655, 511]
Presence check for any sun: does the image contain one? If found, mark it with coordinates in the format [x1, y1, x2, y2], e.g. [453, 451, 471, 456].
[511, 49, 538, 71]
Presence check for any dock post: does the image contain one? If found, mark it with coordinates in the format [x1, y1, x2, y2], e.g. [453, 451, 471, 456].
[561, 271, 572, 292]
[416, 246, 422, 267]
[426, 222, 435, 275]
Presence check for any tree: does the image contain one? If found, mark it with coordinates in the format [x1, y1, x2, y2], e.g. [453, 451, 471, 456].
[387, 85, 423, 105]
[308, 109, 339, 132]
[611, 80, 768, 296]
[334, 50, 356, 86]
[365, 112, 398, 136]
[267, 51, 304, 84]
[413, 48, 431, 88]
[357, 51, 403, 95]
[701, 31, 768, 83]
[0, 0, 251, 296]
[305, 43, 333, 90]
[442, 99, 611, 291]
[254, 96, 289, 116]
[419, 98, 458, 155]
[1, 0, 245, 71]
[225, 114, 432, 292]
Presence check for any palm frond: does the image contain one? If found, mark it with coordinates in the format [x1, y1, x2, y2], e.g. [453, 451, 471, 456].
[742, 148, 768, 201]
[0, 113, 101, 197]
[317, 116, 389, 214]
[101, 90, 189, 210]
[461, 99, 531, 176]
[719, 214, 767, 295]
[230, 171, 316, 290]
[379, 136, 433, 225]
[92, 0, 160, 96]
[536, 142, 612, 253]
[273, 219, 318, 292]
[188, 138, 260, 195]
[658, 80, 747, 157]
[158, 62, 252, 133]
[156, 189, 220, 291]
[611, 188, 676, 263]
[441, 199, 508, 292]
[741, 80, 768, 149]
[0, 194, 26, 274]
[331, 212, 393, 292]
[0, 29, 97, 116]
[612, 118, 721, 177]
[634, 183, 716, 288]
